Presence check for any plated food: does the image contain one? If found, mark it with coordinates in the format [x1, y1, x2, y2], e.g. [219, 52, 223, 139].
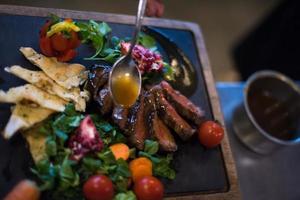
[1, 15, 224, 200]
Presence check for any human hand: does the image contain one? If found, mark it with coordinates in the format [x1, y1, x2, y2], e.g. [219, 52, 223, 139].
[146, 0, 164, 17]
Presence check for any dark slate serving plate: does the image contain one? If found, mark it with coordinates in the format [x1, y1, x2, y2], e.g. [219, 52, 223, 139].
[0, 14, 228, 198]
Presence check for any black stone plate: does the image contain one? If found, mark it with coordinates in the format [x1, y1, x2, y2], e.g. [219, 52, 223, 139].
[0, 14, 228, 198]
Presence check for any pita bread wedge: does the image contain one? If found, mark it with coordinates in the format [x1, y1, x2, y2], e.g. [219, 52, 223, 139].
[19, 47, 87, 89]
[0, 84, 67, 111]
[5, 65, 89, 111]
[3, 103, 54, 139]
[22, 124, 47, 163]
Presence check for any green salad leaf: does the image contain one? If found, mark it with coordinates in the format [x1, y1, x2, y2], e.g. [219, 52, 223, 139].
[163, 62, 176, 81]
[138, 32, 156, 49]
[59, 155, 80, 189]
[77, 20, 111, 59]
[144, 139, 159, 155]
[114, 191, 137, 200]
[139, 140, 176, 180]
[91, 114, 126, 146]
[45, 136, 57, 156]
[97, 149, 131, 192]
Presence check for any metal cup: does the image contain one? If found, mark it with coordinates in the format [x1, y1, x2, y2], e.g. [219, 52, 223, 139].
[233, 70, 300, 154]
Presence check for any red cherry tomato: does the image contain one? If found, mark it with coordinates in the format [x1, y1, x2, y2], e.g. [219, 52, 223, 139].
[39, 37, 54, 57]
[57, 49, 77, 62]
[67, 31, 81, 49]
[198, 121, 224, 148]
[39, 20, 52, 37]
[83, 175, 114, 200]
[50, 33, 70, 52]
[133, 176, 164, 200]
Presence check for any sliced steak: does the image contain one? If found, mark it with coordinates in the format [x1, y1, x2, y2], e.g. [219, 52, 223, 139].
[152, 87, 196, 141]
[149, 110, 177, 152]
[96, 85, 113, 115]
[160, 81, 205, 125]
[127, 94, 148, 150]
[112, 106, 129, 131]
[88, 65, 110, 99]
[144, 90, 156, 117]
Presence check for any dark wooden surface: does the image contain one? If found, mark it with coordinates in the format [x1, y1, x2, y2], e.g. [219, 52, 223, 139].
[0, 5, 241, 199]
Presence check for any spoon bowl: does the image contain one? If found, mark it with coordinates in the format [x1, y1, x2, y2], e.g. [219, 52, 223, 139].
[109, 55, 141, 107]
[109, 0, 147, 107]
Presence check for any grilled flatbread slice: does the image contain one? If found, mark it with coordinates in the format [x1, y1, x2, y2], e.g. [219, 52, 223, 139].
[19, 47, 87, 89]
[5, 65, 89, 111]
[22, 124, 47, 163]
[0, 84, 67, 111]
[3, 103, 54, 139]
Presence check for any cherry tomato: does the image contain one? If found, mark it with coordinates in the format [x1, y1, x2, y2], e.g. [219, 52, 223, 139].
[133, 176, 164, 200]
[39, 20, 52, 37]
[39, 19, 80, 62]
[83, 175, 114, 200]
[57, 49, 77, 62]
[50, 33, 70, 52]
[67, 31, 81, 49]
[39, 36, 54, 57]
[198, 121, 224, 148]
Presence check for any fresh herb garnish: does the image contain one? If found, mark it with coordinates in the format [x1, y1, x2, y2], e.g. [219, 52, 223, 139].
[76, 20, 113, 60]
[139, 140, 176, 180]
[114, 191, 137, 200]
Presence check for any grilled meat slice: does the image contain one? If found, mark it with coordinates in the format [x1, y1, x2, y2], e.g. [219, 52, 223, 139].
[149, 110, 177, 152]
[152, 87, 196, 141]
[96, 85, 113, 115]
[144, 90, 177, 152]
[160, 81, 205, 125]
[87, 65, 110, 99]
[143, 90, 156, 120]
[112, 106, 129, 131]
[127, 94, 148, 150]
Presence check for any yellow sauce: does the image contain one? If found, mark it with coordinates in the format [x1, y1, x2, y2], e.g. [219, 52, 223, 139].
[111, 73, 139, 107]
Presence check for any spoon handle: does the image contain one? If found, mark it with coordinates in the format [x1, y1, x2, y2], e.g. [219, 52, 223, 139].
[127, 0, 147, 55]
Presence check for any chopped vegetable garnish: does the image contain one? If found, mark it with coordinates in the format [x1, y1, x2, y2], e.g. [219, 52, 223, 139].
[46, 20, 80, 37]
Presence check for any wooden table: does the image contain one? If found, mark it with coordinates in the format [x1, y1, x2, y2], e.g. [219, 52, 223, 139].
[0, 5, 241, 199]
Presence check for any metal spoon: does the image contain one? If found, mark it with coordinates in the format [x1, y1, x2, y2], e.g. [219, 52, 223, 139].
[109, 0, 147, 107]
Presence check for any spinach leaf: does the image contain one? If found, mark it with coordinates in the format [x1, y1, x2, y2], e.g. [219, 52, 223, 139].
[114, 191, 136, 200]
[139, 140, 176, 180]
[110, 159, 131, 192]
[91, 114, 126, 146]
[31, 158, 58, 191]
[59, 156, 80, 189]
[38, 119, 53, 136]
[153, 154, 176, 179]
[97, 149, 131, 192]
[45, 136, 57, 156]
[53, 114, 84, 133]
[82, 157, 102, 172]
[77, 20, 111, 59]
[138, 33, 156, 49]
[144, 140, 159, 155]
[64, 104, 77, 116]
[98, 21, 112, 35]
[54, 129, 68, 144]
[97, 148, 116, 165]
